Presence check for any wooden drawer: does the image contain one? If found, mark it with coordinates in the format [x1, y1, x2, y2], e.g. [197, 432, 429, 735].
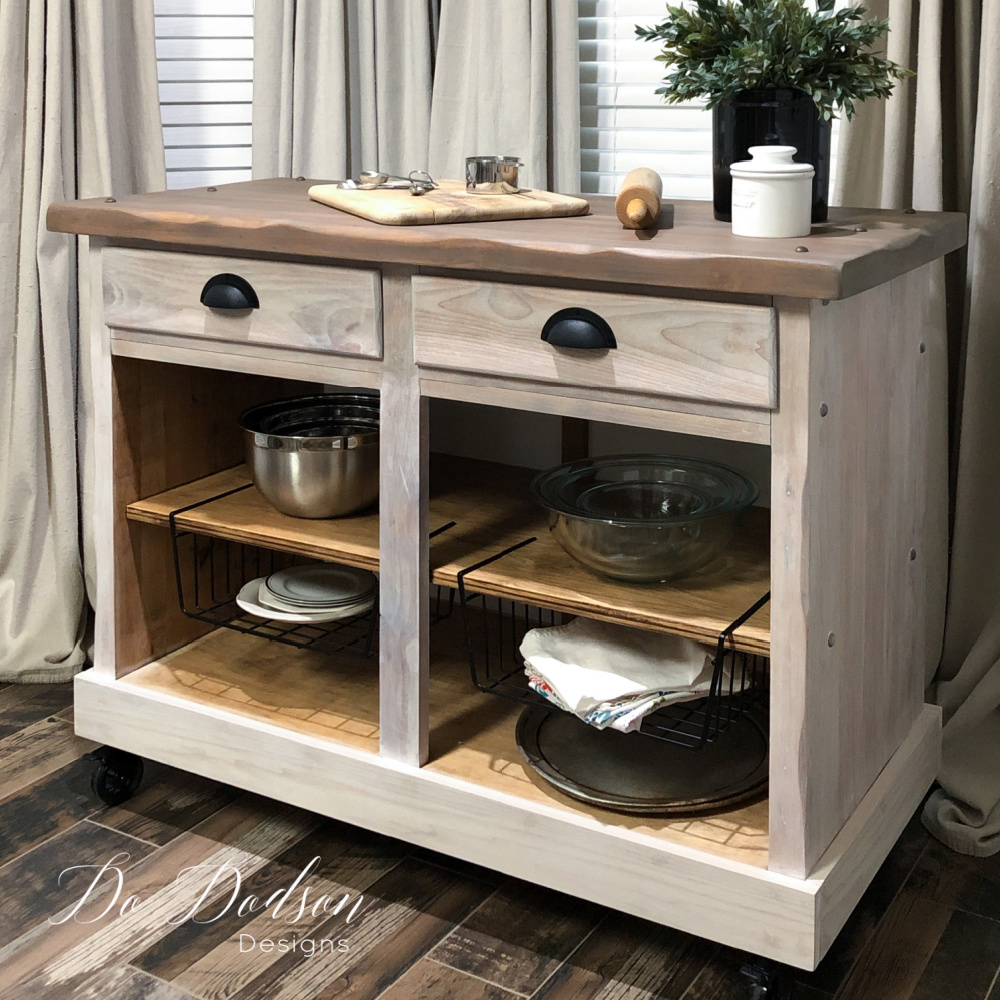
[103, 248, 382, 358]
[412, 276, 776, 408]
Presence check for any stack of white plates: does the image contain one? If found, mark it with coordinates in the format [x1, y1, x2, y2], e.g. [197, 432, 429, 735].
[236, 563, 377, 623]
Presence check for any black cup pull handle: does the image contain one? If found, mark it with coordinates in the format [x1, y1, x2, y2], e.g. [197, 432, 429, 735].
[200, 273, 260, 310]
[540, 307, 616, 350]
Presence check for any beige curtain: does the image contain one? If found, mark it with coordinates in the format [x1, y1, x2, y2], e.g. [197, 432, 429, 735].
[427, 0, 580, 193]
[252, 0, 437, 180]
[836, 0, 1000, 856]
[253, 0, 581, 193]
[0, 0, 164, 682]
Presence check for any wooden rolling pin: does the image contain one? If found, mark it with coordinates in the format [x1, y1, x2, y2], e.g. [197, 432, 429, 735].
[615, 167, 663, 229]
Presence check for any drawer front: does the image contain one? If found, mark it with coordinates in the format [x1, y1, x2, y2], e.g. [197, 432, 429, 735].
[412, 276, 776, 408]
[103, 248, 382, 358]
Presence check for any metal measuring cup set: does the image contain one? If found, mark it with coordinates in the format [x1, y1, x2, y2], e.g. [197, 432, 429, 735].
[337, 169, 438, 195]
[336, 155, 525, 198]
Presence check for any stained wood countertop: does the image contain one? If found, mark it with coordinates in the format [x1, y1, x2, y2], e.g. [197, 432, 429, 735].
[48, 177, 966, 300]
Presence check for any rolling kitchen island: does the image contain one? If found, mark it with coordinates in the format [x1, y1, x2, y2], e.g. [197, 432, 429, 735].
[48, 180, 965, 972]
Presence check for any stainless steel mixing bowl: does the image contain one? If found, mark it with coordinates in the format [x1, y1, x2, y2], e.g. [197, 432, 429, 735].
[466, 155, 524, 194]
[530, 455, 759, 582]
[238, 394, 379, 519]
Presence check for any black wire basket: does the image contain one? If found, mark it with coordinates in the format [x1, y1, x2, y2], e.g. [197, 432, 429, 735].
[457, 540, 770, 750]
[170, 525, 380, 658]
[166, 487, 456, 660]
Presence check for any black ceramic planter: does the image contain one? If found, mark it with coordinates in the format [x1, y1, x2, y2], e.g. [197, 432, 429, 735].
[713, 88, 831, 224]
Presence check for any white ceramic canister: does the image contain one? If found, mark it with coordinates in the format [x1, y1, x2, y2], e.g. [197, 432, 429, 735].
[730, 146, 815, 238]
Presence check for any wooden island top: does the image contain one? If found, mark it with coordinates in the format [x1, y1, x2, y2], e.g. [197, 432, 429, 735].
[54, 174, 962, 970]
[48, 177, 966, 300]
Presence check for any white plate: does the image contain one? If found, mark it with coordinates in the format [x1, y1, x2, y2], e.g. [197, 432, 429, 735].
[256, 583, 375, 617]
[259, 578, 375, 612]
[265, 564, 378, 607]
[236, 579, 374, 623]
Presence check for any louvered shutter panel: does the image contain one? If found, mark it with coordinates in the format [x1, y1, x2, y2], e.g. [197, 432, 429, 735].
[155, 0, 253, 190]
[579, 1, 842, 199]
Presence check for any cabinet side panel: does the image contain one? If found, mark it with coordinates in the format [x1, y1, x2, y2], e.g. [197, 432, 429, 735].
[108, 354, 313, 676]
[770, 265, 942, 877]
[87, 238, 116, 678]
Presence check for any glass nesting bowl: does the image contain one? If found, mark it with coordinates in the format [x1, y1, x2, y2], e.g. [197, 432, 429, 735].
[530, 455, 759, 582]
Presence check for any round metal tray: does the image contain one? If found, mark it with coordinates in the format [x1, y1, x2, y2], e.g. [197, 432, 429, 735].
[515, 704, 768, 816]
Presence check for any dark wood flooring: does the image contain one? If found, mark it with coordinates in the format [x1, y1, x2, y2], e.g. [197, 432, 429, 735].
[1, 681, 997, 999]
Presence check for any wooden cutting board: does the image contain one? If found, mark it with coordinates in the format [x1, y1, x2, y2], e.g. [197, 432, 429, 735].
[308, 178, 590, 226]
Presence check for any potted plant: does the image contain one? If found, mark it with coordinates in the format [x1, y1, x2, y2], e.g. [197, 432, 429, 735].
[637, 0, 912, 222]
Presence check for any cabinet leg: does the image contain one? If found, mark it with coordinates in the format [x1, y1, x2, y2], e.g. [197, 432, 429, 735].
[741, 958, 794, 999]
[379, 267, 429, 765]
[87, 746, 145, 806]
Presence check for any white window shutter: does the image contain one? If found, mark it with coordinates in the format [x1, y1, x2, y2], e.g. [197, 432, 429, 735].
[154, 0, 254, 190]
[152, 1, 843, 196]
[579, 0, 842, 200]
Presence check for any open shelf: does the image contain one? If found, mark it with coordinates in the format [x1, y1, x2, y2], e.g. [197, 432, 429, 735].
[127, 455, 770, 654]
[439, 512, 770, 657]
[118, 616, 768, 868]
[426, 607, 769, 867]
[121, 627, 380, 752]
[124, 455, 530, 573]
[126, 466, 383, 571]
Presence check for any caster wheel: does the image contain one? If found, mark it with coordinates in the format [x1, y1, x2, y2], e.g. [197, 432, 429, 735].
[88, 747, 144, 806]
[741, 958, 794, 999]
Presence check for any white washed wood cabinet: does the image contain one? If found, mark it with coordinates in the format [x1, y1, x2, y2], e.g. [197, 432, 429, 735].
[48, 180, 966, 970]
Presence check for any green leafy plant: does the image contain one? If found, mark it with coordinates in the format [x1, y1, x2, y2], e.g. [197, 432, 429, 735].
[636, 0, 912, 119]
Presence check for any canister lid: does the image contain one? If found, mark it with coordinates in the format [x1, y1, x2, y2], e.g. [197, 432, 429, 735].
[730, 146, 815, 179]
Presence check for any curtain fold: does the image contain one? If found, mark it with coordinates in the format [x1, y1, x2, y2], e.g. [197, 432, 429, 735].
[252, 0, 436, 180]
[928, 0, 1000, 857]
[427, 0, 580, 192]
[0, 0, 164, 682]
[252, 0, 581, 192]
[251, 0, 582, 510]
[835, 0, 1000, 856]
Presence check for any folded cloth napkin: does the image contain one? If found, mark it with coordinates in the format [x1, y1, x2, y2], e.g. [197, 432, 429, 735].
[520, 617, 718, 733]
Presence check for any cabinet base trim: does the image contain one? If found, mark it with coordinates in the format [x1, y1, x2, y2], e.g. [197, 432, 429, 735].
[74, 674, 938, 968]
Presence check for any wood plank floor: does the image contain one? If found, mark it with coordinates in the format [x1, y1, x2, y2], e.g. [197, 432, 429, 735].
[2, 682, 998, 1000]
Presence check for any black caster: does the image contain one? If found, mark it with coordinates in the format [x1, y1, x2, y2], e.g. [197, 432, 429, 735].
[88, 747, 144, 806]
[741, 958, 794, 999]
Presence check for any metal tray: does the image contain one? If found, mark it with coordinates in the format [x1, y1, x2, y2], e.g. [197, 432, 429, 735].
[515, 704, 768, 815]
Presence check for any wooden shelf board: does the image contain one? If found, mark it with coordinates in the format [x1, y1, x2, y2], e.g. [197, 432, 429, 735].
[121, 627, 381, 753]
[126, 455, 770, 652]
[120, 620, 768, 870]
[423, 458, 770, 655]
[124, 456, 534, 574]
[435, 508, 771, 657]
[126, 466, 382, 571]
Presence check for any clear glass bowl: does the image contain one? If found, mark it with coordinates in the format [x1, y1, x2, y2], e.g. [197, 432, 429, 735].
[530, 455, 759, 582]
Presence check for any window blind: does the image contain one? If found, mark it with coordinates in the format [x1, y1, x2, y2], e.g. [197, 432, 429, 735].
[154, 0, 253, 190]
[580, 0, 842, 199]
